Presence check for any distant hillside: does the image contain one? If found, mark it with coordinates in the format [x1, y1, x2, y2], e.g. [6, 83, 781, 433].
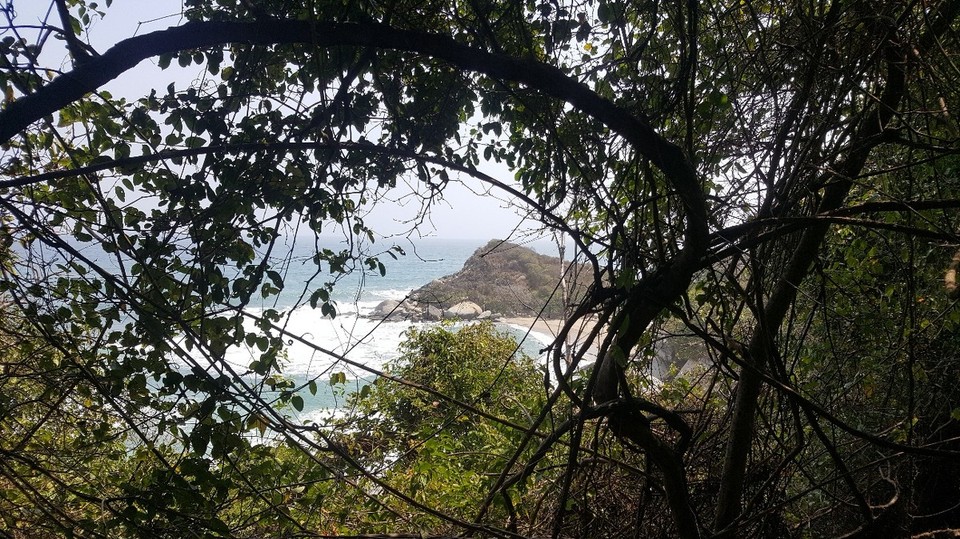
[411, 239, 588, 318]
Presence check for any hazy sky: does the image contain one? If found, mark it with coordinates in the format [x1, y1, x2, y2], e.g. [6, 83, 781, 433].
[14, 1, 543, 240]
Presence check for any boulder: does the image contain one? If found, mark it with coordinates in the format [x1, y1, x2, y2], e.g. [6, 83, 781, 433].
[443, 301, 483, 319]
[423, 305, 444, 321]
[371, 299, 402, 319]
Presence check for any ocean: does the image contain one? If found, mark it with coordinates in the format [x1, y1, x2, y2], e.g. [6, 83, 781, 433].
[30, 235, 561, 419]
[213, 236, 561, 418]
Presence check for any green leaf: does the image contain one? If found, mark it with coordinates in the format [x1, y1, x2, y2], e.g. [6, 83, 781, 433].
[482, 121, 502, 136]
[190, 426, 210, 455]
[291, 395, 304, 412]
[184, 136, 206, 148]
[266, 270, 283, 289]
[309, 288, 329, 309]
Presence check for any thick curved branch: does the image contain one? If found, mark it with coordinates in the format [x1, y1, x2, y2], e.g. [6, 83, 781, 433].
[0, 14, 708, 367]
[0, 19, 705, 248]
[0, 16, 704, 282]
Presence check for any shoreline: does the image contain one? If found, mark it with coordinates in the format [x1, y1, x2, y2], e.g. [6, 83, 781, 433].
[498, 316, 600, 340]
[498, 316, 602, 361]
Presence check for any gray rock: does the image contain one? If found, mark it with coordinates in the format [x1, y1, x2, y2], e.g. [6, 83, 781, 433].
[423, 305, 443, 321]
[443, 301, 483, 319]
[372, 299, 402, 318]
[477, 310, 492, 320]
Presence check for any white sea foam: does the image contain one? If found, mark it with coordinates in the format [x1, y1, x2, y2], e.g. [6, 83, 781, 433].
[365, 288, 415, 300]
[220, 299, 423, 380]
[219, 313, 559, 381]
[182, 308, 557, 387]
[129, 239, 577, 414]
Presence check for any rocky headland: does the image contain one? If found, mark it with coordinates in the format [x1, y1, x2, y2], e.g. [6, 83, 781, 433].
[369, 239, 588, 322]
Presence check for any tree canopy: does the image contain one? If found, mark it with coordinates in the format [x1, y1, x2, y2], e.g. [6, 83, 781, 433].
[2, 0, 960, 537]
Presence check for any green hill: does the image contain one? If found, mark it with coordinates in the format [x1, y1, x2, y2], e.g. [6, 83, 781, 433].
[411, 239, 588, 318]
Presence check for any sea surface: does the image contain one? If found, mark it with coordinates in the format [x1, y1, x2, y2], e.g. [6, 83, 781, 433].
[36, 235, 561, 418]
[212, 236, 561, 418]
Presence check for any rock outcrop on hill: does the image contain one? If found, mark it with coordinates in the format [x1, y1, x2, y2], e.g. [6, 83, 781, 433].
[410, 239, 585, 318]
[368, 239, 588, 321]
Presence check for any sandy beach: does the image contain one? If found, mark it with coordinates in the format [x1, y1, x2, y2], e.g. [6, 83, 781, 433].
[499, 316, 603, 361]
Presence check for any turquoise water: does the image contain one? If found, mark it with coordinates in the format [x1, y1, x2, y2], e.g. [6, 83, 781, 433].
[36, 235, 560, 415]
[259, 236, 489, 310]
[221, 236, 559, 416]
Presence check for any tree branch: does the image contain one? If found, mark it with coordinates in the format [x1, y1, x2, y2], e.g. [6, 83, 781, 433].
[0, 16, 706, 286]
[714, 2, 960, 531]
[52, 0, 94, 66]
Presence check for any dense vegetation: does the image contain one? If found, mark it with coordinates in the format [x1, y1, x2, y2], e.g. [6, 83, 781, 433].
[2, 0, 960, 537]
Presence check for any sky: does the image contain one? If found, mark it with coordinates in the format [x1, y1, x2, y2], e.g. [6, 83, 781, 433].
[12, 0, 544, 241]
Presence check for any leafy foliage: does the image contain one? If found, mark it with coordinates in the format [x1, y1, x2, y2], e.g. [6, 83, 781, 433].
[2, 0, 960, 537]
[351, 321, 543, 444]
[338, 322, 551, 530]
